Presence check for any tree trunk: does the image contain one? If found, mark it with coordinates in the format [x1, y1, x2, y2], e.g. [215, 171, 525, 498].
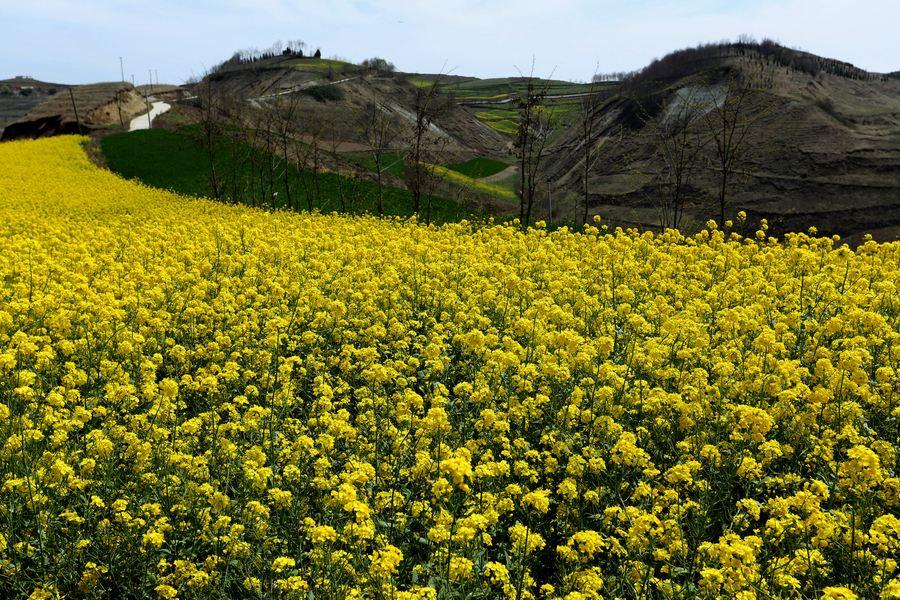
[376, 158, 384, 216]
[282, 139, 292, 210]
[719, 170, 728, 225]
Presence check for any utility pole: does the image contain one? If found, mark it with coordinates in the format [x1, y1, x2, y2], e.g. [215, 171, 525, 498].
[115, 89, 124, 129]
[131, 74, 135, 86]
[145, 76, 153, 129]
[119, 57, 125, 82]
[148, 69, 154, 94]
[68, 88, 83, 135]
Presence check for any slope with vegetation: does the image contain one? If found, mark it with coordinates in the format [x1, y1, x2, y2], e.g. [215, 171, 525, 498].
[201, 54, 510, 158]
[546, 40, 900, 239]
[9, 39, 896, 239]
[102, 127, 479, 223]
[1, 136, 898, 599]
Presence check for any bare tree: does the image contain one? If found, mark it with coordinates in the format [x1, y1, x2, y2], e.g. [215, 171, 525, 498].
[328, 121, 348, 212]
[256, 106, 279, 208]
[218, 93, 252, 205]
[360, 102, 401, 216]
[405, 70, 452, 216]
[577, 65, 608, 228]
[271, 93, 302, 210]
[238, 102, 287, 209]
[421, 135, 450, 225]
[701, 73, 773, 224]
[286, 39, 307, 56]
[361, 58, 396, 75]
[647, 83, 713, 229]
[295, 124, 324, 211]
[194, 77, 224, 199]
[514, 63, 555, 228]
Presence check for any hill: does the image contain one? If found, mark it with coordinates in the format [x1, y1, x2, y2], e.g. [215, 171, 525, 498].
[193, 43, 900, 239]
[409, 74, 612, 136]
[8, 42, 895, 239]
[1, 81, 147, 140]
[0, 76, 71, 136]
[545, 42, 900, 239]
[201, 55, 512, 157]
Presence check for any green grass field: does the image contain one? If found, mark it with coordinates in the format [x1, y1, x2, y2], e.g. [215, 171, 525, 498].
[474, 109, 519, 135]
[279, 58, 356, 73]
[420, 77, 618, 135]
[344, 152, 517, 202]
[448, 157, 509, 178]
[412, 75, 606, 101]
[101, 129, 476, 223]
[345, 151, 408, 180]
[470, 96, 588, 135]
[446, 78, 601, 100]
[428, 164, 518, 201]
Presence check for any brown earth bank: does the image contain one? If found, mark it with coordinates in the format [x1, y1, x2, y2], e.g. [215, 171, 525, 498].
[1, 82, 147, 140]
[545, 44, 900, 240]
[0, 77, 71, 136]
[204, 58, 510, 157]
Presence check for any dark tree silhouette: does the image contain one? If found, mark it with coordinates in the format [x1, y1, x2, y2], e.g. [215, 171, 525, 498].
[514, 63, 555, 228]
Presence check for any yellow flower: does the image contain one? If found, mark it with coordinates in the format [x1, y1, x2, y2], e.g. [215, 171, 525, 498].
[509, 523, 545, 555]
[839, 445, 884, 493]
[448, 555, 474, 581]
[271, 557, 296, 573]
[439, 451, 473, 489]
[522, 489, 551, 513]
[611, 432, 650, 468]
[310, 525, 337, 544]
[484, 561, 510, 584]
[880, 580, 900, 599]
[370, 544, 403, 579]
[1, 136, 899, 598]
[142, 531, 165, 549]
[268, 487, 294, 509]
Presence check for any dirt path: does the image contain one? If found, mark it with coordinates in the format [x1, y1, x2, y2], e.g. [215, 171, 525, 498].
[482, 164, 518, 183]
[129, 100, 171, 131]
[252, 77, 358, 102]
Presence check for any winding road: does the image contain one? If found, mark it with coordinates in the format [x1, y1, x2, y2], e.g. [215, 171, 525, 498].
[129, 100, 171, 131]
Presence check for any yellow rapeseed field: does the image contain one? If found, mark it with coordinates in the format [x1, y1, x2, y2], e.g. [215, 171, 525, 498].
[0, 136, 898, 599]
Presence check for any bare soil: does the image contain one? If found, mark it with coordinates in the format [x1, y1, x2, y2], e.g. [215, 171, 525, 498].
[546, 58, 900, 239]
[1, 82, 147, 140]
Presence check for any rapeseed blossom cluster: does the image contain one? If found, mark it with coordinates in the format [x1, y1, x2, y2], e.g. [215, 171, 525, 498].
[0, 136, 898, 598]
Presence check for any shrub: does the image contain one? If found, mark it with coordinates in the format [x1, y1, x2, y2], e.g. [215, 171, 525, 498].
[301, 84, 344, 102]
[361, 57, 396, 74]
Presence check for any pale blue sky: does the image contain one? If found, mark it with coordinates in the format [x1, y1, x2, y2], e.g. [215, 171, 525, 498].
[1, 0, 896, 84]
